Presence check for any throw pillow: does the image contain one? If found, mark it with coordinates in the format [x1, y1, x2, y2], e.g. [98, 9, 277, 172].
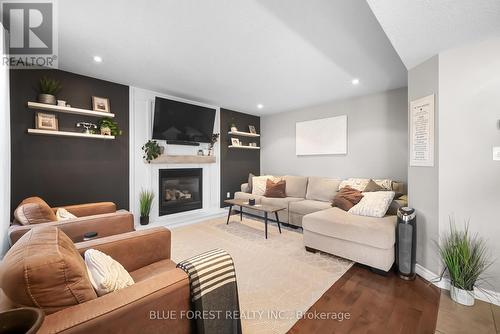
[264, 179, 286, 198]
[373, 179, 393, 190]
[332, 186, 364, 211]
[363, 179, 385, 192]
[251, 175, 275, 196]
[13, 197, 57, 225]
[84, 249, 134, 296]
[56, 208, 77, 221]
[338, 178, 370, 191]
[348, 191, 395, 218]
[248, 173, 255, 193]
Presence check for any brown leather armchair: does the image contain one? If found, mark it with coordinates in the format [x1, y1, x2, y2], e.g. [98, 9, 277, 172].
[0, 226, 192, 334]
[8, 197, 135, 245]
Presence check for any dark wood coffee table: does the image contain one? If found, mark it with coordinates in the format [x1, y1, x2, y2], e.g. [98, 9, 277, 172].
[224, 199, 286, 239]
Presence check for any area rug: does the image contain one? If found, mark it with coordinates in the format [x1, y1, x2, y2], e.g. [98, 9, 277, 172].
[170, 216, 353, 334]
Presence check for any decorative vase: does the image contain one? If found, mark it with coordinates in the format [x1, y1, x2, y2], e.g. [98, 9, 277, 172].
[100, 126, 111, 136]
[450, 285, 474, 306]
[38, 94, 56, 105]
[231, 126, 237, 132]
[140, 216, 149, 226]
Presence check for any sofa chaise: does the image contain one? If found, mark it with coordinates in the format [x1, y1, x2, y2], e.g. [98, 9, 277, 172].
[235, 175, 406, 272]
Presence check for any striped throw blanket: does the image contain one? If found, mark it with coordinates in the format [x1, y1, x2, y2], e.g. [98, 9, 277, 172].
[177, 249, 242, 334]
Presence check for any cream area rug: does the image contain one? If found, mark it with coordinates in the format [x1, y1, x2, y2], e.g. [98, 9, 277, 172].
[170, 216, 353, 334]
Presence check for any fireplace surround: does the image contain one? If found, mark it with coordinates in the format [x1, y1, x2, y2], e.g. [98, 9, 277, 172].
[159, 168, 203, 216]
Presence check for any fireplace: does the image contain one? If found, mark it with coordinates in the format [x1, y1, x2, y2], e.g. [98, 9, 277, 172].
[159, 168, 203, 216]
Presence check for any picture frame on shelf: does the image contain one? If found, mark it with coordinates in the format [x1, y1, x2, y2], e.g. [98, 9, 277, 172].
[92, 96, 110, 113]
[248, 125, 257, 134]
[231, 137, 240, 146]
[35, 112, 58, 131]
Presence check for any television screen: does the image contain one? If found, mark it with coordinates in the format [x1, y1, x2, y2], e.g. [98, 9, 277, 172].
[152, 97, 216, 143]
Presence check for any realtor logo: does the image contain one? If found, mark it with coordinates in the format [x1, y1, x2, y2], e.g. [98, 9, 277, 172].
[1, 0, 58, 68]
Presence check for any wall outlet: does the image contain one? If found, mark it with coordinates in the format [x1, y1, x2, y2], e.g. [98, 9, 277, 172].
[226, 192, 231, 198]
[493, 147, 500, 161]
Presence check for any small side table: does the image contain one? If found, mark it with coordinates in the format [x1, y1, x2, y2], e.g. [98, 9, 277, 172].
[0, 307, 45, 334]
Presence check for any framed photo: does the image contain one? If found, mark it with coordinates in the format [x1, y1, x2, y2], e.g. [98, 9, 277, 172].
[36, 113, 58, 130]
[231, 137, 240, 146]
[92, 96, 110, 113]
[248, 125, 257, 134]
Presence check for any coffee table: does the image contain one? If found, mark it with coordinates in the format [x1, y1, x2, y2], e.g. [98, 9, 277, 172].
[224, 199, 286, 239]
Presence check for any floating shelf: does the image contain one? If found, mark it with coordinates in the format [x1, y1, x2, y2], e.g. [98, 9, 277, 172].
[28, 101, 115, 118]
[28, 129, 115, 140]
[228, 145, 260, 150]
[228, 131, 260, 137]
[150, 155, 216, 164]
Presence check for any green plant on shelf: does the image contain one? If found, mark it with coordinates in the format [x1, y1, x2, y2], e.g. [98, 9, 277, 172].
[39, 77, 62, 95]
[142, 140, 161, 163]
[98, 117, 123, 136]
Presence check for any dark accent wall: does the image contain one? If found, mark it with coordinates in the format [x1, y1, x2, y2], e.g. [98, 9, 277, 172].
[10, 69, 129, 213]
[220, 109, 260, 207]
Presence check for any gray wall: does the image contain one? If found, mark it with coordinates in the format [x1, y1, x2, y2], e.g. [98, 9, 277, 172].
[439, 37, 500, 292]
[407, 56, 441, 274]
[261, 88, 408, 182]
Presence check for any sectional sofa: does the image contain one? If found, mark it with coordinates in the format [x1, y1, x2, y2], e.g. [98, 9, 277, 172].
[234, 176, 407, 272]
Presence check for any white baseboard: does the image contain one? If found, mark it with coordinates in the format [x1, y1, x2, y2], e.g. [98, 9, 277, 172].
[135, 208, 226, 230]
[416, 263, 500, 306]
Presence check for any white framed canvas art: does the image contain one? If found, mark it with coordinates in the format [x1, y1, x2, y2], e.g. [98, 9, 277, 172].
[296, 115, 347, 155]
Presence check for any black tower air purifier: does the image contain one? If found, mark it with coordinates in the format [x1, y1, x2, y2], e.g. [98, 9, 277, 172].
[396, 207, 417, 280]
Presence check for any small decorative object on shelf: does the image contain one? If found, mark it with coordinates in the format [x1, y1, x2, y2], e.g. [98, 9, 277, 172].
[76, 122, 97, 134]
[98, 117, 122, 136]
[208, 133, 219, 156]
[249, 142, 257, 147]
[92, 96, 110, 113]
[38, 77, 62, 105]
[142, 140, 161, 163]
[248, 125, 257, 134]
[139, 190, 155, 225]
[230, 123, 238, 132]
[231, 137, 240, 146]
[197, 149, 204, 156]
[35, 112, 58, 130]
[438, 219, 492, 306]
[57, 100, 66, 106]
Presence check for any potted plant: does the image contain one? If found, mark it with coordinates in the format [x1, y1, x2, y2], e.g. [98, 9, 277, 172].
[438, 220, 492, 306]
[139, 190, 155, 225]
[98, 117, 122, 136]
[230, 123, 237, 132]
[142, 140, 161, 163]
[38, 77, 62, 105]
[208, 133, 219, 156]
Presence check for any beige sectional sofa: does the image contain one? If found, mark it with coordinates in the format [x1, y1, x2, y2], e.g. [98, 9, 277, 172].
[234, 175, 406, 272]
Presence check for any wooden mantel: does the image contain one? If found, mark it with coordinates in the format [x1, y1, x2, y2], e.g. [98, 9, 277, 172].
[150, 155, 216, 164]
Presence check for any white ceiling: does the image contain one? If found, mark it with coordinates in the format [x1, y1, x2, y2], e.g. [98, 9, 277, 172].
[367, 0, 500, 70]
[57, 0, 406, 115]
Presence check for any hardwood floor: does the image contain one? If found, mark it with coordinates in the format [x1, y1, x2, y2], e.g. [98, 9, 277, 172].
[288, 265, 441, 334]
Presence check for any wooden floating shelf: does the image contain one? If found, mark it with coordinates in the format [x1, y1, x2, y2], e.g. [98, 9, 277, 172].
[228, 131, 260, 137]
[151, 155, 216, 164]
[228, 145, 260, 150]
[28, 101, 115, 118]
[28, 129, 115, 140]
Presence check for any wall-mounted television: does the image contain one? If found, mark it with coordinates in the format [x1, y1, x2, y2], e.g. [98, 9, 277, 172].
[152, 97, 216, 144]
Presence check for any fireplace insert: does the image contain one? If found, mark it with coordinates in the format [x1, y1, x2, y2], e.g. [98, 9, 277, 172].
[159, 168, 202, 216]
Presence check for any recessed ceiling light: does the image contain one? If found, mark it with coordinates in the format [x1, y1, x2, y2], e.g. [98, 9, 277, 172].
[93, 56, 103, 63]
[257, 104, 263, 109]
[351, 78, 360, 85]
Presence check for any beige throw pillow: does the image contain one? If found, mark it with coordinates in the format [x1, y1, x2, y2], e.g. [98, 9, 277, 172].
[84, 249, 134, 296]
[338, 178, 370, 191]
[348, 191, 395, 218]
[56, 208, 77, 221]
[252, 175, 275, 196]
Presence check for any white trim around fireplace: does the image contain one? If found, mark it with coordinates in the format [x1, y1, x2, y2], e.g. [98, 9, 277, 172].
[129, 87, 224, 227]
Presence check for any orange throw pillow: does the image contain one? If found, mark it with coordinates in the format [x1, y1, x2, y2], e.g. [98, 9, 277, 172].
[332, 186, 363, 211]
[264, 179, 286, 198]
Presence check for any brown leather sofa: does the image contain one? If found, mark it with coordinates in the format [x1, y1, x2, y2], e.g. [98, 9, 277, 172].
[0, 226, 191, 334]
[9, 197, 135, 245]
